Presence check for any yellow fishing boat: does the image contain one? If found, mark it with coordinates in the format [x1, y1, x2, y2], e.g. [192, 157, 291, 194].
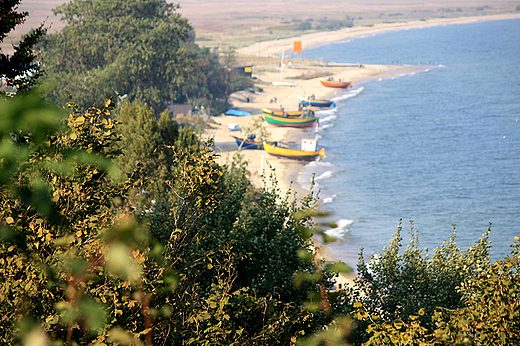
[263, 142, 325, 161]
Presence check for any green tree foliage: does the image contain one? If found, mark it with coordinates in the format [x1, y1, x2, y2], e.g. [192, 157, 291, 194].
[433, 237, 520, 345]
[351, 237, 520, 346]
[1, 92, 342, 344]
[353, 304, 434, 346]
[181, 43, 231, 115]
[116, 100, 162, 174]
[40, 0, 242, 116]
[349, 219, 492, 344]
[41, 0, 192, 112]
[114, 102, 342, 342]
[157, 109, 179, 147]
[114, 100, 202, 200]
[3, 93, 520, 345]
[0, 94, 145, 344]
[0, 93, 226, 344]
[0, 0, 46, 94]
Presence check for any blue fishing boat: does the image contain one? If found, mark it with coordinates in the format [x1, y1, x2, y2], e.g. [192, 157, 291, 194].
[231, 135, 263, 149]
[232, 135, 279, 150]
[226, 109, 252, 116]
[297, 95, 335, 108]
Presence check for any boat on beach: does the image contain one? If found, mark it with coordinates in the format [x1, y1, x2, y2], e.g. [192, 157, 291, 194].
[272, 81, 298, 87]
[263, 141, 325, 161]
[226, 109, 252, 116]
[231, 135, 263, 149]
[319, 77, 353, 88]
[262, 107, 303, 117]
[297, 95, 335, 108]
[263, 112, 319, 128]
[231, 135, 279, 150]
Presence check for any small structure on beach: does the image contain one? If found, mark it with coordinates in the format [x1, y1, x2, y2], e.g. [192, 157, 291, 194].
[232, 65, 254, 78]
[166, 103, 192, 118]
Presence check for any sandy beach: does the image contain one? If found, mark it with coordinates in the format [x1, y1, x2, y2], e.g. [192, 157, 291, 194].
[210, 12, 520, 197]
[238, 13, 520, 57]
[206, 12, 520, 286]
[208, 62, 418, 286]
[209, 63, 421, 194]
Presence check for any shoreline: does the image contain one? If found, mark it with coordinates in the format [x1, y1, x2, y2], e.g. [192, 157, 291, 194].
[207, 14, 519, 286]
[240, 13, 520, 57]
[214, 13, 520, 199]
[208, 64, 415, 287]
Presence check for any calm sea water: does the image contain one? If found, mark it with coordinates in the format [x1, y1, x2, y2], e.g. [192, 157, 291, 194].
[296, 18, 520, 267]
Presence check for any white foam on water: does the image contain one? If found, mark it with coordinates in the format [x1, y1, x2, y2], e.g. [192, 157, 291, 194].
[305, 161, 333, 168]
[320, 115, 337, 123]
[324, 219, 355, 240]
[379, 68, 431, 82]
[297, 161, 335, 191]
[315, 170, 334, 181]
[321, 123, 334, 129]
[316, 108, 338, 116]
[331, 87, 365, 102]
[322, 194, 337, 204]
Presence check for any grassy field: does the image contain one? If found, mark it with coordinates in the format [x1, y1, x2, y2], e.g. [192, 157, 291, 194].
[2, 0, 518, 54]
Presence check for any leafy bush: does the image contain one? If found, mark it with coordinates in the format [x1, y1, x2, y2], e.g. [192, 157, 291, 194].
[230, 73, 254, 92]
[297, 22, 313, 31]
[349, 219, 492, 343]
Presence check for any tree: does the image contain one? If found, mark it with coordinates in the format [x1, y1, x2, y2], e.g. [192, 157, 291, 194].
[0, 94, 148, 344]
[0, 92, 346, 344]
[115, 100, 163, 178]
[433, 237, 520, 345]
[350, 236, 520, 346]
[180, 43, 231, 115]
[114, 100, 204, 202]
[349, 219, 492, 344]
[41, 0, 192, 112]
[157, 109, 179, 147]
[1, 93, 219, 345]
[0, 0, 46, 94]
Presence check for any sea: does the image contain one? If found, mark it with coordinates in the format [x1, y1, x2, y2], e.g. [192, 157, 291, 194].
[293, 18, 520, 268]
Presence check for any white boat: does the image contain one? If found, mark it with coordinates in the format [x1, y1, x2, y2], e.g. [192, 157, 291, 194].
[228, 123, 240, 131]
[272, 81, 298, 87]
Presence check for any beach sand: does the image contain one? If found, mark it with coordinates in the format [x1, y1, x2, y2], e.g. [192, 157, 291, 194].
[209, 63, 422, 195]
[206, 12, 520, 287]
[238, 13, 520, 57]
[207, 63, 414, 287]
[207, 59, 423, 287]
[211, 11, 520, 198]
